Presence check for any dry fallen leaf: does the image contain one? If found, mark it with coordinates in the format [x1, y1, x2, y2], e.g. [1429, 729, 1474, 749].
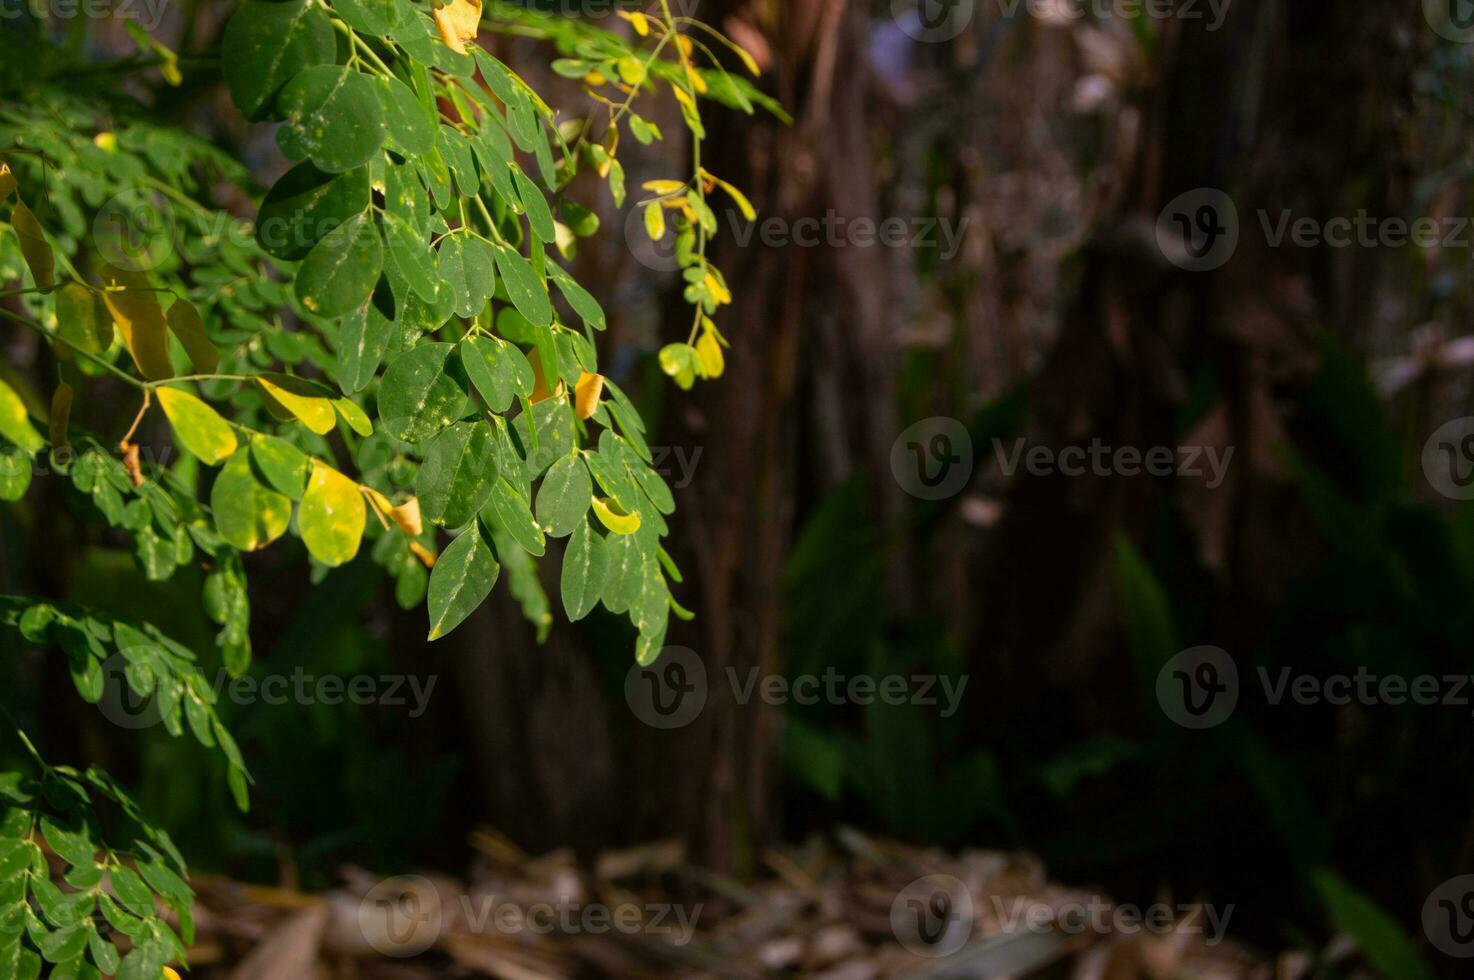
[434, 0, 482, 56]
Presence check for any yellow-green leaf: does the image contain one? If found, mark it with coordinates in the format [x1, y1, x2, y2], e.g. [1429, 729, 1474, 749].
[591, 495, 641, 535]
[0, 378, 44, 453]
[644, 201, 665, 241]
[166, 299, 220, 374]
[99, 265, 173, 381]
[156, 386, 238, 465]
[0, 163, 15, 202]
[333, 397, 373, 437]
[299, 463, 366, 566]
[11, 200, 54, 290]
[56, 284, 113, 353]
[212, 448, 291, 551]
[256, 374, 337, 434]
[49, 383, 72, 451]
[695, 331, 725, 379]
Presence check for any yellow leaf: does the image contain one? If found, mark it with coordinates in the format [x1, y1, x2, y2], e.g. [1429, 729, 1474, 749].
[299, 463, 366, 567]
[0, 378, 44, 453]
[696, 332, 725, 379]
[255, 374, 338, 435]
[49, 383, 72, 451]
[618, 10, 650, 36]
[165, 968, 183, 980]
[93, 132, 118, 151]
[11, 200, 54, 290]
[714, 177, 756, 222]
[528, 357, 562, 404]
[574, 371, 604, 420]
[0, 163, 15, 203]
[166, 299, 220, 374]
[392, 497, 425, 537]
[433, 0, 482, 56]
[99, 265, 173, 381]
[591, 496, 641, 535]
[156, 386, 238, 465]
[642, 179, 687, 196]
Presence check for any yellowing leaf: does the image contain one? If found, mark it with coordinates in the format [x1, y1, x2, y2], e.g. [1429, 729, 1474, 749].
[696, 332, 725, 379]
[56, 283, 113, 353]
[100, 265, 173, 381]
[256, 374, 338, 435]
[591, 495, 641, 535]
[333, 397, 373, 437]
[644, 201, 666, 241]
[165, 299, 220, 374]
[642, 179, 687, 196]
[156, 387, 238, 465]
[49, 383, 72, 451]
[0, 163, 15, 202]
[299, 463, 366, 566]
[574, 371, 604, 420]
[11, 200, 54, 290]
[714, 177, 756, 222]
[0, 378, 44, 453]
[433, 0, 482, 55]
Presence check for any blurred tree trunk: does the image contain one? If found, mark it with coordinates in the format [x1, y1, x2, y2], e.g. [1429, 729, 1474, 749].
[971, 2, 1422, 739]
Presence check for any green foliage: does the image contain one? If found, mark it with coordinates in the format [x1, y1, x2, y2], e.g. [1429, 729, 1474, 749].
[0, 0, 775, 969]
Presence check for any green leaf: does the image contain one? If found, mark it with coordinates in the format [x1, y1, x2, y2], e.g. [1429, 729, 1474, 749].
[0, 451, 32, 502]
[436, 233, 496, 319]
[256, 162, 370, 261]
[492, 244, 553, 327]
[377, 342, 470, 443]
[485, 478, 545, 556]
[155, 387, 236, 465]
[277, 65, 387, 173]
[334, 0, 405, 36]
[417, 420, 496, 528]
[87, 928, 120, 974]
[212, 449, 291, 551]
[377, 72, 435, 155]
[659, 343, 699, 390]
[294, 211, 383, 318]
[336, 283, 397, 393]
[299, 463, 366, 566]
[248, 435, 309, 499]
[0, 379, 43, 453]
[381, 209, 438, 303]
[460, 335, 533, 414]
[560, 518, 606, 622]
[426, 523, 499, 640]
[512, 167, 556, 243]
[222, 0, 337, 121]
[1312, 869, 1435, 980]
[256, 373, 340, 435]
[114, 943, 162, 980]
[39, 816, 94, 869]
[536, 453, 591, 538]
